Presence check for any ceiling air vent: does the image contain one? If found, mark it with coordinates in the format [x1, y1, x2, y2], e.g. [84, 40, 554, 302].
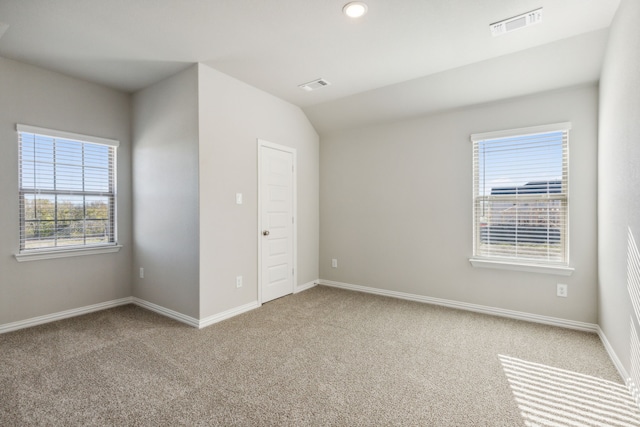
[298, 78, 331, 92]
[490, 8, 542, 37]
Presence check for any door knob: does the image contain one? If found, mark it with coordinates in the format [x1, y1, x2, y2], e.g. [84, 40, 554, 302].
[263, 230, 270, 236]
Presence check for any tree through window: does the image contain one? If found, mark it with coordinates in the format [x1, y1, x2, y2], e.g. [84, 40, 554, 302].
[18, 125, 118, 251]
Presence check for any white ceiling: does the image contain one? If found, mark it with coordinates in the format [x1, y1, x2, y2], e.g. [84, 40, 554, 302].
[0, 0, 620, 134]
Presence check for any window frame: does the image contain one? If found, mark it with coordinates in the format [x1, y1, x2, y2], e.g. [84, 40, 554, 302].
[14, 124, 121, 262]
[469, 122, 574, 276]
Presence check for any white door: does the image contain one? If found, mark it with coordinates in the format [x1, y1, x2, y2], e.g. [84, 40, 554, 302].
[259, 141, 296, 303]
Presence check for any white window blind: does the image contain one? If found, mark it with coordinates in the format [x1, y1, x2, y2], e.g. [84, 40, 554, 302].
[471, 123, 570, 265]
[17, 124, 118, 252]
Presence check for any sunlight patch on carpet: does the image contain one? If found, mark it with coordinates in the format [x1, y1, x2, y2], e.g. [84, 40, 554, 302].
[499, 354, 640, 427]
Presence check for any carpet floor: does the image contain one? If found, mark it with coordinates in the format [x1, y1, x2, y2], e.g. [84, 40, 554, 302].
[1, 285, 638, 426]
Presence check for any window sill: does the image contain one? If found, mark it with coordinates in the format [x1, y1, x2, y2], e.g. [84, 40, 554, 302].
[469, 258, 574, 276]
[14, 245, 122, 262]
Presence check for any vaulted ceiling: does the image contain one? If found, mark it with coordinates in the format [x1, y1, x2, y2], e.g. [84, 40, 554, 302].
[0, 0, 619, 134]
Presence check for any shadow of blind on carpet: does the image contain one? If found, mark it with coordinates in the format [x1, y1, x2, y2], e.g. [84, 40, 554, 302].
[499, 354, 640, 427]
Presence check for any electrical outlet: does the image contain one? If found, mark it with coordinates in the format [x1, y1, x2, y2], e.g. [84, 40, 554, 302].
[139, 267, 144, 279]
[331, 259, 338, 268]
[557, 283, 568, 297]
[236, 276, 243, 288]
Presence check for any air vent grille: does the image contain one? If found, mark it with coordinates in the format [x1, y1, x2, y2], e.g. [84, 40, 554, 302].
[490, 8, 542, 37]
[298, 78, 331, 92]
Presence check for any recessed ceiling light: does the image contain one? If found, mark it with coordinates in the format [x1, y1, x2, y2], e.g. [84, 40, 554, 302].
[343, 2, 368, 18]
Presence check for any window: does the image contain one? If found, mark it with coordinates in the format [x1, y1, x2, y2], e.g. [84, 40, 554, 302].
[471, 123, 570, 271]
[17, 125, 118, 256]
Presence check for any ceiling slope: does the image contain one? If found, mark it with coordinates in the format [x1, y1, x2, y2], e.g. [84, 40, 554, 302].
[0, 0, 620, 131]
[304, 29, 609, 135]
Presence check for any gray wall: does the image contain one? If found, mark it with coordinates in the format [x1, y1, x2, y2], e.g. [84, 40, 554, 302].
[598, 0, 640, 377]
[0, 57, 132, 325]
[131, 65, 200, 318]
[198, 64, 319, 319]
[320, 85, 598, 323]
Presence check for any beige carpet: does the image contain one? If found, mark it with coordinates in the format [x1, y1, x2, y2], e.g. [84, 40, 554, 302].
[0, 285, 636, 426]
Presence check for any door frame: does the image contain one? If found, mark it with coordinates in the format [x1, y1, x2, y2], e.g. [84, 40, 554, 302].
[257, 139, 297, 305]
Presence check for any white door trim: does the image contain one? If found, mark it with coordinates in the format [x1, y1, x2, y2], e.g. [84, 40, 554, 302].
[257, 139, 297, 304]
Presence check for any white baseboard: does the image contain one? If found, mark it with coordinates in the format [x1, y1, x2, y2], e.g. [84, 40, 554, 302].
[0, 297, 133, 334]
[1, 293, 285, 335]
[199, 301, 261, 329]
[295, 279, 318, 294]
[198, 280, 317, 328]
[597, 326, 630, 384]
[133, 297, 260, 329]
[131, 297, 200, 328]
[319, 279, 599, 333]
[198, 280, 317, 329]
